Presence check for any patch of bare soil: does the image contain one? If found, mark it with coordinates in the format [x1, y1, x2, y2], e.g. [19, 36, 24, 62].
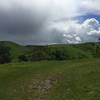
[27, 74, 62, 100]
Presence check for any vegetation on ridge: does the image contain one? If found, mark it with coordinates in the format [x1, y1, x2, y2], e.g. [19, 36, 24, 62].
[0, 41, 100, 63]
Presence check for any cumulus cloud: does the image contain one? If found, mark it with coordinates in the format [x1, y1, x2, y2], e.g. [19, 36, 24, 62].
[0, 0, 100, 45]
[80, 0, 100, 15]
[46, 18, 100, 44]
[0, 0, 79, 42]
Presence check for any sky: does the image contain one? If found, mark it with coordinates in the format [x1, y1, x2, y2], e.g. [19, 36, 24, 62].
[0, 0, 100, 45]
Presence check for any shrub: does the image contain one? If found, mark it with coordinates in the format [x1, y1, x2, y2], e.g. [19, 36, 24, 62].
[0, 45, 11, 64]
[18, 55, 29, 62]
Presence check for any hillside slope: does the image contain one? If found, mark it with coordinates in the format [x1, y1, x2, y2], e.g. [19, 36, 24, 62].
[0, 41, 100, 62]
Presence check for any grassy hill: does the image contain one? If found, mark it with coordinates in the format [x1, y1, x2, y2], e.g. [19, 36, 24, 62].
[0, 41, 100, 99]
[0, 41, 100, 62]
[0, 58, 100, 100]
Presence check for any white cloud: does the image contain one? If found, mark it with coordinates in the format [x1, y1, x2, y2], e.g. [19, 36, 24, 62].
[46, 18, 100, 44]
[0, 0, 87, 22]
[0, 0, 100, 44]
[80, 0, 100, 15]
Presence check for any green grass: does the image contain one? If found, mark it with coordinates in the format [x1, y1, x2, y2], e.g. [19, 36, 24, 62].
[0, 58, 100, 100]
[1, 41, 100, 62]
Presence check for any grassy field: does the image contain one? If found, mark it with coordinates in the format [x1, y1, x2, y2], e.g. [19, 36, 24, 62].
[0, 58, 100, 100]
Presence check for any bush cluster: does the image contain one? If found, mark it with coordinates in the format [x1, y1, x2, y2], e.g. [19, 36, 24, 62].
[0, 45, 11, 64]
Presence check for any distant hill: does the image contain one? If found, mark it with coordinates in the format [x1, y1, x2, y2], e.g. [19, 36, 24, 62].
[0, 41, 100, 62]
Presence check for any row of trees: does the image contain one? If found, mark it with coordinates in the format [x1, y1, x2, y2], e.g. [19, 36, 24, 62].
[18, 47, 89, 62]
[18, 43, 100, 62]
[1, 43, 100, 64]
[0, 45, 72, 64]
[18, 49, 69, 61]
[0, 45, 84, 64]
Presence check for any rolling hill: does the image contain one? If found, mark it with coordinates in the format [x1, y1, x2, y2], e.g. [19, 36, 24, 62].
[0, 41, 100, 99]
[0, 41, 100, 62]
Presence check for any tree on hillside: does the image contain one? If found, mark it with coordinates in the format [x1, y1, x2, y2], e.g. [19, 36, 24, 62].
[31, 51, 49, 61]
[0, 45, 11, 64]
[50, 49, 69, 60]
[18, 55, 29, 62]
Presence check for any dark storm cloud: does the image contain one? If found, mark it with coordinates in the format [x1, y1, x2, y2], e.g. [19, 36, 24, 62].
[0, 3, 48, 36]
[0, 0, 100, 45]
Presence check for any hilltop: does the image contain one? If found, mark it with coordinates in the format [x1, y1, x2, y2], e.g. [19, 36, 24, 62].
[0, 41, 100, 62]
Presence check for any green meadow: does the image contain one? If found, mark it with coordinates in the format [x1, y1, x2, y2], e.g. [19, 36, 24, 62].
[0, 41, 100, 100]
[0, 58, 100, 100]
